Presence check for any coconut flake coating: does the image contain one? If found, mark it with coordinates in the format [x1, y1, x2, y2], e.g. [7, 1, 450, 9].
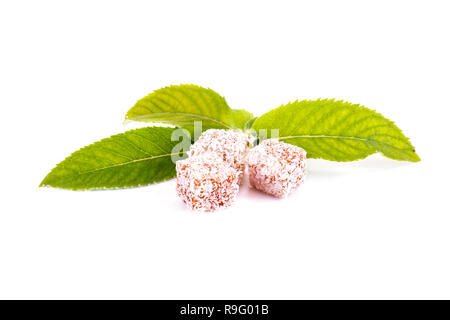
[176, 155, 240, 212]
[189, 129, 251, 181]
[248, 139, 307, 198]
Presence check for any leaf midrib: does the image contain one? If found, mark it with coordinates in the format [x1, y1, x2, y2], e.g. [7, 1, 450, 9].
[279, 134, 368, 142]
[41, 151, 185, 185]
[279, 134, 412, 152]
[126, 112, 234, 129]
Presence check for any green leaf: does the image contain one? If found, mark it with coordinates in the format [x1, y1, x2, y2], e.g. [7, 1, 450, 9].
[231, 109, 255, 129]
[125, 84, 238, 132]
[251, 99, 420, 162]
[40, 127, 188, 190]
[244, 116, 258, 130]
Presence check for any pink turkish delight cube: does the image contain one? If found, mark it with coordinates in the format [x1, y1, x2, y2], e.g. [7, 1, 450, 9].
[248, 139, 306, 198]
[189, 129, 250, 182]
[176, 155, 240, 211]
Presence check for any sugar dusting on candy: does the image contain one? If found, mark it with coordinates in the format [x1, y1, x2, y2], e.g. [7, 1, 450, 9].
[189, 129, 251, 182]
[248, 139, 307, 198]
[176, 154, 240, 212]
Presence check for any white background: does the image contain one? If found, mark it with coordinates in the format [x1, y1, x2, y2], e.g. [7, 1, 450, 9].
[1, 0, 449, 299]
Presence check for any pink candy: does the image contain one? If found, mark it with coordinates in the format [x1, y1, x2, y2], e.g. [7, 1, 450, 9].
[188, 129, 250, 182]
[176, 130, 250, 211]
[176, 154, 240, 212]
[248, 139, 306, 198]
[176, 130, 307, 211]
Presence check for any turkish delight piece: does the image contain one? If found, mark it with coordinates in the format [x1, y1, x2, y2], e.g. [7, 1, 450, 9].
[248, 139, 306, 198]
[176, 155, 240, 211]
[189, 129, 250, 182]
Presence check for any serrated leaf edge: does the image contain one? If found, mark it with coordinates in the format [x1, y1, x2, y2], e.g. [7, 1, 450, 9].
[39, 127, 187, 190]
[252, 98, 420, 162]
[125, 84, 236, 129]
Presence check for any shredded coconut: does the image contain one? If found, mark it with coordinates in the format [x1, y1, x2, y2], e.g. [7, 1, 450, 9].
[176, 154, 240, 212]
[189, 129, 251, 182]
[248, 139, 307, 198]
